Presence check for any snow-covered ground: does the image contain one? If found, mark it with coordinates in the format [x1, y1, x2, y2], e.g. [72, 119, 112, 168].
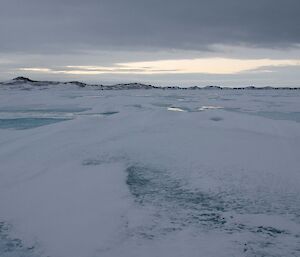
[0, 86, 300, 257]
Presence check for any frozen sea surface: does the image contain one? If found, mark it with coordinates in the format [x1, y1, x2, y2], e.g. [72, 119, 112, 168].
[0, 87, 300, 257]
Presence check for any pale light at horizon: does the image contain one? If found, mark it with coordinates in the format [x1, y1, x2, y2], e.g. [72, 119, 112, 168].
[20, 58, 300, 75]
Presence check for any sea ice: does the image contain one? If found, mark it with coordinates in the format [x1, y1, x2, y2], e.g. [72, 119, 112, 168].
[0, 86, 300, 257]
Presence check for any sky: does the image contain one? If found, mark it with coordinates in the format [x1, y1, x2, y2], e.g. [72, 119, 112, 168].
[0, 0, 300, 87]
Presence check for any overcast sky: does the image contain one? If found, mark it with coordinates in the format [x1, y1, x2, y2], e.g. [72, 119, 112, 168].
[1, 0, 300, 86]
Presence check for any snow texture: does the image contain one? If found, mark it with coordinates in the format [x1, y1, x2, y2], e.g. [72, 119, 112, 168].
[0, 85, 300, 257]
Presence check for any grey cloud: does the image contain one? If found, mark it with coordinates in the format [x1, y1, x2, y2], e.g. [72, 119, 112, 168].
[1, 0, 300, 54]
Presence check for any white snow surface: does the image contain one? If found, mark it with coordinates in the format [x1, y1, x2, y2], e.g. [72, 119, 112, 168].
[0, 86, 300, 257]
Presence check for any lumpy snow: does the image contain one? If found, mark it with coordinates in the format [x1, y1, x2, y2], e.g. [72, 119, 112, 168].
[0, 86, 300, 257]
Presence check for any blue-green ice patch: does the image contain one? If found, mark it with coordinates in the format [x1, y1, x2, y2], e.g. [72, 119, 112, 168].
[0, 118, 70, 130]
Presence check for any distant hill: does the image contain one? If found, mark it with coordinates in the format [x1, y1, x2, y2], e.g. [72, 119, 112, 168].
[0, 77, 299, 90]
